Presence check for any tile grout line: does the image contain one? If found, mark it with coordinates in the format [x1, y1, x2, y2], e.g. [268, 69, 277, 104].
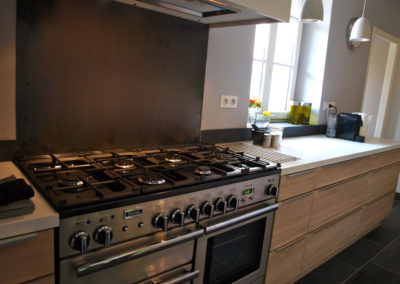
[341, 235, 400, 283]
[372, 262, 400, 277]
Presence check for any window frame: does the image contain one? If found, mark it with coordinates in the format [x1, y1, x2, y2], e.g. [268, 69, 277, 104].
[250, 18, 303, 120]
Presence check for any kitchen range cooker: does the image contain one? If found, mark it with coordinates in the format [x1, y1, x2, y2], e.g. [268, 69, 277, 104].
[16, 144, 280, 284]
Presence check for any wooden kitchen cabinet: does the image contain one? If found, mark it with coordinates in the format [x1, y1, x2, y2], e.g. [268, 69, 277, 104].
[309, 174, 367, 231]
[266, 238, 306, 284]
[365, 163, 400, 203]
[270, 192, 313, 250]
[316, 157, 369, 188]
[278, 168, 318, 201]
[302, 209, 360, 273]
[371, 149, 400, 170]
[0, 229, 54, 284]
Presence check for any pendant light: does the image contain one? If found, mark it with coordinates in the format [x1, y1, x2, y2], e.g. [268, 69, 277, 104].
[349, 0, 371, 42]
[300, 0, 324, 23]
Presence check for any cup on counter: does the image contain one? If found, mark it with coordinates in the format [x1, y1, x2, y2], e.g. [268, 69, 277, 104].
[270, 131, 282, 148]
[262, 133, 272, 148]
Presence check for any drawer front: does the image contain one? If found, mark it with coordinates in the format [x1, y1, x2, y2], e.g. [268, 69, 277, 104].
[358, 192, 395, 236]
[302, 210, 360, 273]
[317, 157, 369, 188]
[270, 192, 313, 250]
[0, 229, 54, 284]
[309, 175, 367, 231]
[372, 149, 400, 170]
[366, 164, 400, 203]
[279, 168, 318, 201]
[266, 238, 306, 284]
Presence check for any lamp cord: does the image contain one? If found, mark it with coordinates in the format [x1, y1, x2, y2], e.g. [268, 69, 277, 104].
[362, 0, 367, 17]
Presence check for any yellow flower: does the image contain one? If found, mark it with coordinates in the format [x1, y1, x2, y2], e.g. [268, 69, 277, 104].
[263, 111, 271, 117]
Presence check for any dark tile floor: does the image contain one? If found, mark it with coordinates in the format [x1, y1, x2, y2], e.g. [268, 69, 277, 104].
[295, 195, 400, 284]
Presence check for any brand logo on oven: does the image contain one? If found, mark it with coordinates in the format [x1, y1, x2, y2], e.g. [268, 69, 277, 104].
[124, 208, 144, 219]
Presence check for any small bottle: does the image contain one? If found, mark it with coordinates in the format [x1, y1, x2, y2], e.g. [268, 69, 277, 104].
[288, 101, 300, 124]
[300, 102, 312, 125]
[326, 112, 337, 137]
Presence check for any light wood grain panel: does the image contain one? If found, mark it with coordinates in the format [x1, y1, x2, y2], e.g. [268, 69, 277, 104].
[266, 238, 306, 284]
[358, 193, 394, 236]
[317, 157, 369, 188]
[302, 210, 360, 273]
[365, 163, 400, 203]
[279, 168, 319, 201]
[270, 193, 313, 250]
[371, 149, 400, 170]
[0, 229, 54, 284]
[309, 175, 367, 231]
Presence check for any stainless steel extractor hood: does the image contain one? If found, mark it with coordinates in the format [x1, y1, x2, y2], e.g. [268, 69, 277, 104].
[114, 0, 288, 27]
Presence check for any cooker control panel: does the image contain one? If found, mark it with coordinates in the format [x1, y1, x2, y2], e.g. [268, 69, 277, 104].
[60, 174, 279, 258]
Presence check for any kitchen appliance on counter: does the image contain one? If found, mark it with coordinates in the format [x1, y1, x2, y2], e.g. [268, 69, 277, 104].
[16, 144, 280, 284]
[335, 113, 364, 142]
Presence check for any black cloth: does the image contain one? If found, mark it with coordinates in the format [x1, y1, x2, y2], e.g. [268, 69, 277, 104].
[0, 177, 34, 206]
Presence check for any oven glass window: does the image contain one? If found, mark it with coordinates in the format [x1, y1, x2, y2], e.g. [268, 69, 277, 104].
[204, 218, 266, 284]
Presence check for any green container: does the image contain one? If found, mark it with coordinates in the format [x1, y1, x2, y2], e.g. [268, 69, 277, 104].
[288, 101, 301, 124]
[300, 102, 312, 125]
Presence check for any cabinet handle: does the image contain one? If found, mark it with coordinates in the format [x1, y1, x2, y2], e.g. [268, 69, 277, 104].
[322, 157, 365, 168]
[275, 237, 305, 252]
[283, 192, 312, 204]
[318, 174, 366, 192]
[287, 168, 316, 178]
[0, 233, 37, 247]
[311, 207, 362, 234]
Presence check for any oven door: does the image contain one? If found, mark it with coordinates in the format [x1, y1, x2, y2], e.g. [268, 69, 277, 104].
[194, 202, 277, 284]
[59, 226, 203, 284]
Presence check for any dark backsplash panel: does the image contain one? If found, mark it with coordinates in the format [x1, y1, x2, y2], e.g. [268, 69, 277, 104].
[16, 0, 208, 155]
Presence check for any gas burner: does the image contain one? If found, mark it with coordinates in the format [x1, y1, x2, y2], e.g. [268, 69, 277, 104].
[165, 154, 182, 163]
[195, 166, 212, 175]
[58, 172, 85, 187]
[213, 153, 239, 163]
[138, 174, 166, 185]
[114, 158, 135, 169]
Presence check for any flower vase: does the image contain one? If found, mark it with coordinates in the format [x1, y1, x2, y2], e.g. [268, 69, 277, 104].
[248, 107, 259, 125]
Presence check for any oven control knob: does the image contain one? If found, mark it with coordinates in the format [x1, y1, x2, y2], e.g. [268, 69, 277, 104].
[201, 201, 214, 217]
[227, 195, 239, 210]
[94, 226, 113, 248]
[215, 198, 227, 214]
[266, 184, 279, 197]
[186, 205, 200, 222]
[70, 231, 90, 254]
[153, 214, 169, 231]
[171, 209, 185, 227]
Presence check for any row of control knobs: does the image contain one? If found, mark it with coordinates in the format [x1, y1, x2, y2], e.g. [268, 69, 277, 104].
[70, 225, 113, 254]
[152, 195, 239, 231]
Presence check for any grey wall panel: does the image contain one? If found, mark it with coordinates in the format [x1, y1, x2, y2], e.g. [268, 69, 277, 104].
[16, 0, 208, 155]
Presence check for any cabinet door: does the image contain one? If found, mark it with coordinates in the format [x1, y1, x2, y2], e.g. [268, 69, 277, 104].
[279, 168, 318, 201]
[266, 238, 306, 284]
[270, 192, 313, 250]
[358, 192, 395, 236]
[365, 164, 400, 203]
[302, 209, 360, 273]
[317, 157, 369, 188]
[0, 229, 54, 284]
[371, 149, 400, 170]
[309, 174, 367, 231]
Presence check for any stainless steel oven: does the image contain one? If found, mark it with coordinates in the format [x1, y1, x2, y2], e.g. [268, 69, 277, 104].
[194, 202, 276, 284]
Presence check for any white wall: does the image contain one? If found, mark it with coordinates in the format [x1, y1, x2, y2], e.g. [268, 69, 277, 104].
[201, 25, 256, 130]
[0, 0, 16, 140]
[383, 55, 400, 140]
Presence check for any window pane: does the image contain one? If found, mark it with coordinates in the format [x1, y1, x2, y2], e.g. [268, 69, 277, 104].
[268, 65, 291, 112]
[249, 60, 266, 101]
[253, 24, 271, 60]
[273, 22, 298, 65]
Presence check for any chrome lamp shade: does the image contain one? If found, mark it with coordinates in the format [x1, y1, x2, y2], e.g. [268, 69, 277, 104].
[349, 16, 371, 42]
[300, 0, 324, 22]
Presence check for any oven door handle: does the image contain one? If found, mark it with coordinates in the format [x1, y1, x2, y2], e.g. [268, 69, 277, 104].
[204, 203, 279, 234]
[158, 270, 200, 284]
[75, 229, 203, 277]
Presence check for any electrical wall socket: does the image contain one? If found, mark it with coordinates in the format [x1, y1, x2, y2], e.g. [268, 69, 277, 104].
[323, 101, 336, 111]
[220, 95, 238, 109]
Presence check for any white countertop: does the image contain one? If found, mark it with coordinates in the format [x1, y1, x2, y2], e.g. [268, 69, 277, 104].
[274, 135, 400, 175]
[0, 162, 58, 240]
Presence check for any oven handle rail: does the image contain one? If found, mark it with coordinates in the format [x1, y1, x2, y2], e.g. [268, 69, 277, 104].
[75, 229, 204, 277]
[204, 203, 279, 234]
[160, 270, 200, 284]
